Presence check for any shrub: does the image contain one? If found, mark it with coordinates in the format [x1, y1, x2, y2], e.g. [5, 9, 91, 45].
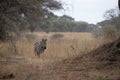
[101, 25, 119, 40]
[25, 33, 37, 40]
[0, 19, 9, 41]
[51, 33, 64, 39]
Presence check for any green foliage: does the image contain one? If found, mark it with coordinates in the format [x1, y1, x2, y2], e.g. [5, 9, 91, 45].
[0, 19, 8, 41]
[38, 15, 94, 32]
[91, 25, 101, 37]
[0, 26, 7, 41]
[98, 7, 120, 39]
[102, 25, 118, 40]
[0, 0, 63, 40]
[60, 15, 74, 21]
[51, 33, 64, 39]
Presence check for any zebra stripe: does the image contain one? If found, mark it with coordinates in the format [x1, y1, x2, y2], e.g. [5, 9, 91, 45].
[34, 39, 47, 56]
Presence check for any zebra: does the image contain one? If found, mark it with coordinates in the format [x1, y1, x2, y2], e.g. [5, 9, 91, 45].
[34, 39, 47, 57]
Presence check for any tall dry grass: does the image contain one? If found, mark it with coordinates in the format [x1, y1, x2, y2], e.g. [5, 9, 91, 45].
[0, 32, 105, 64]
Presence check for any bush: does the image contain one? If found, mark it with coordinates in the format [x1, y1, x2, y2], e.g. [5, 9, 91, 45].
[51, 33, 64, 39]
[25, 33, 37, 40]
[101, 25, 119, 40]
[0, 19, 9, 41]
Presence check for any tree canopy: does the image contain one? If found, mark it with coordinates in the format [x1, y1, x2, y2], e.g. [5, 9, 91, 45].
[0, 0, 63, 40]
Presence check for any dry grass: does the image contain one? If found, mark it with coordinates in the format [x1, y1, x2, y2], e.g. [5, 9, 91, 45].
[23, 33, 104, 59]
[0, 32, 104, 61]
[0, 32, 107, 80]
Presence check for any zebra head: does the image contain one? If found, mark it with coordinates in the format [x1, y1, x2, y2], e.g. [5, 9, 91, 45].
[40, 39, 47, 50]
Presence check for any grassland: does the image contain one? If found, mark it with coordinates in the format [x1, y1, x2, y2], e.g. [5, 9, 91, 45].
[1, 32, 104, 62]
[0, 32, 108, 80]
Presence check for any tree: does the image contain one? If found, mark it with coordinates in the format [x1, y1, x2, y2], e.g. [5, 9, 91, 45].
[104, 8, 119, 20]
[98, 7, 120, 39]
[0, 18, 8, 41]
[101, 25, 118, 40]
[102, 8, 120, 29]
[0, 0, 63, 40]
[60, 15, 74, 21]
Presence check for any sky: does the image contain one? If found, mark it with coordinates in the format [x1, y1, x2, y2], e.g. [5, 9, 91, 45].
[53, 0, 118, 24]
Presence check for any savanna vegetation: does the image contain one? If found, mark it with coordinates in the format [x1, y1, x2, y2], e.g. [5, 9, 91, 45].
[0, 0, 120, 80]
[97, 7, 120, 40]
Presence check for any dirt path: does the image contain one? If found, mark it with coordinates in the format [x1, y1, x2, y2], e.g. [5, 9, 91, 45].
[0, 52, 119, 80]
